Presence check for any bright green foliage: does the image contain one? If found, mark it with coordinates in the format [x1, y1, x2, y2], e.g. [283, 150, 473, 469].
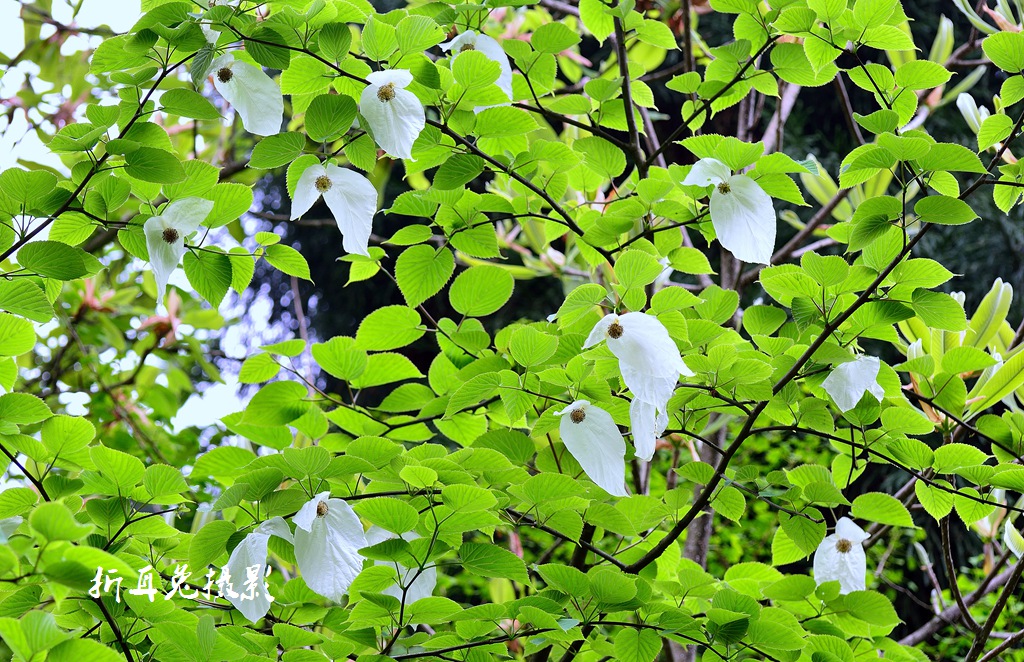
[1, 0, 1023, 661]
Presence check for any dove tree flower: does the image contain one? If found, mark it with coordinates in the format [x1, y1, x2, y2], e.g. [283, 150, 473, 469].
[293, 491, 367, 602]
[1005, 519, 1024, 558]
[555, 400, 628, 497]
[210, 53, 283, 136]
[813, 517, 870, 594]
[586, 312, 692, 461]
[364, 526, 437, 606]
[144, 197, 215, 308]
[681, 158, 776, 265]
[223, 517, 293, 622]
[359, 70, 425, 160]
[956, 93, 989, 134]
[440, 30, 513, 111]
[290, 163, 378, 256]
[821, 355, 885, 413]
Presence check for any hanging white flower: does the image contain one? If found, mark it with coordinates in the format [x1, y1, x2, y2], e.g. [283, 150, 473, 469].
[290, 163, 378, 256]
[210, 53, 283, 136]
[293, 491, 367, 602]
[586, 312, 692, 461]
[555, 400, 628, 497]
[358, 70, 425, 161]
[681, 158, 776, 265]
[223, 517, 292, 622]
[144, 197, 214, 308]
[629, 398, 667, 463]
[440, 30, 513, 111]
[821, 355, 885, 413]
[813, 517, 870, 594]
[364, 526, 437, 607]
[0, 516, 22, 543]
[1004, 519, 1024, 558]
[956, 93, 989, 134]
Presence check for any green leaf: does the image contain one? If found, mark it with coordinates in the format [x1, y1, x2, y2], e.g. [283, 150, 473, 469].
[474, 107, 540, 138]
[0, 488, 37, 519]
[143, 464, 189, 498]
[0, 281, 53, 323]
[449, 265, 515, 317]
[318, 23, 353, 62]
[509, 327, 559, 367]
[978, 114, 1014, 151]
[434, 154, 484, 190]
[206, 183, 254, 227]
[918, 143, 987, 174]
[452, 50, 500, 90]
[304, 94, 357, 142]
[395, 245, 455, 308]
[91, 445, 145, 492]
[532, 23, 581, 53]
[395, 15, 444, 54]
[852, 0, 893, 28]
[355, 305, 423, 350]
[354, 497, 419, 534]
[912, 289, 967, 331]
[125, 147, 186, 183]
[850, 492, 914, 527]
[18, 241, 89, 280]
[184, 250, 233, 307]
[984, 32, 1024, 73]
[894, 60, 950, 90]
[189, 520, 237, 570]
[459, 542, 529, 584]
[29, 502, 91, 541]
[0, 393, 51, 425]
[0, 313, 35, 356]
[264, 244, 312, 280]
[350, 352, 423, 388]
[915, 481, 954, 520]
[241, 381, 310, 426]
[844, 590, 900, 627]
[160, 88, 221, 120]
[249, 132, 307, 169]
[246, 26, 292, 69]
[614, 629, 662, 662]
[914, 196, 978, 225]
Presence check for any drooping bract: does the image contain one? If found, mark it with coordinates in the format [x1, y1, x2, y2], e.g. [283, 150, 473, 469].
[555, 400, 628, 497]
[144, 197, 215, 308]
[290, 163, 378, 256]
[813, 517, 870, 594]
[292, 491, 367, 602]
[359, 69, 425, 160]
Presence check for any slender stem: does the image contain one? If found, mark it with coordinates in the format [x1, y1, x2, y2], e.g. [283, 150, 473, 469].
[942, 516, 981, 632]
[964, 555, 1024, 662]
[93, 597, 136, 662]
[612, 17, 647, 179]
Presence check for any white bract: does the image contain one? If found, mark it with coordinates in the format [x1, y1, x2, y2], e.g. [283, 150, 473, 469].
[821, 355, 885, 413]
[440, 30, 513, 111]
[293, 491, 367, 602]
[144, 197, 214, 308]
[956, 93, 989, 134]
[813, 517, 870, 594]
[210, 53, 283, 136]
[364, 526, 437, 607]
[290, 163, 378, 256]
[359, 70, 425, 160]
[586, 312, 692, 461]
[555, 400, 628, 497]
[224, 517, 292, 622]
[1005, 519, 1024, 558]
[682, 158, 776, 265]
